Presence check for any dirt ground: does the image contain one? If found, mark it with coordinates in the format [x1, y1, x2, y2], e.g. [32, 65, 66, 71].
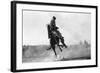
[22, 43, 91, 63]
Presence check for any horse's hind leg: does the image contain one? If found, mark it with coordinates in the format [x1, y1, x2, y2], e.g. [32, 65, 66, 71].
[52, 45, 57, 57]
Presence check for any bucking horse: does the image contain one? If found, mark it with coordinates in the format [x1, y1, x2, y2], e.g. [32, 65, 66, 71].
[47, 24, 67, 57]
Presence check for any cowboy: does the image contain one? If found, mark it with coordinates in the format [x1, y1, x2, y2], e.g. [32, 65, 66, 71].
[50, 16, 67, 48]
[50, 16, 63, 40]
[50, 16, 59, 31]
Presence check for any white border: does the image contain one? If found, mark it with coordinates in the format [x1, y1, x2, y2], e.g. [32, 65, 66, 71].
[16, 3, 96, 70]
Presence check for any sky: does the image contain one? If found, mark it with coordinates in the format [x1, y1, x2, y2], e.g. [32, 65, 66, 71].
[23, 10, 91, 45]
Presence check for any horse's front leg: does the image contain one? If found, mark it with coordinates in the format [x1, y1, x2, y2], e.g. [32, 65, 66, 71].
[52, 45, 57, 57]
[61, 38, 67, 48]
[57, 44, 62, 52]
[57, 39, 62, 52]
[59, 46, 62, 52]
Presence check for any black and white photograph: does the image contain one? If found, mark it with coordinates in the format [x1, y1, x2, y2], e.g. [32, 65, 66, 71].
[22, 10, 91, 63]
[11, 1, 97, 72]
